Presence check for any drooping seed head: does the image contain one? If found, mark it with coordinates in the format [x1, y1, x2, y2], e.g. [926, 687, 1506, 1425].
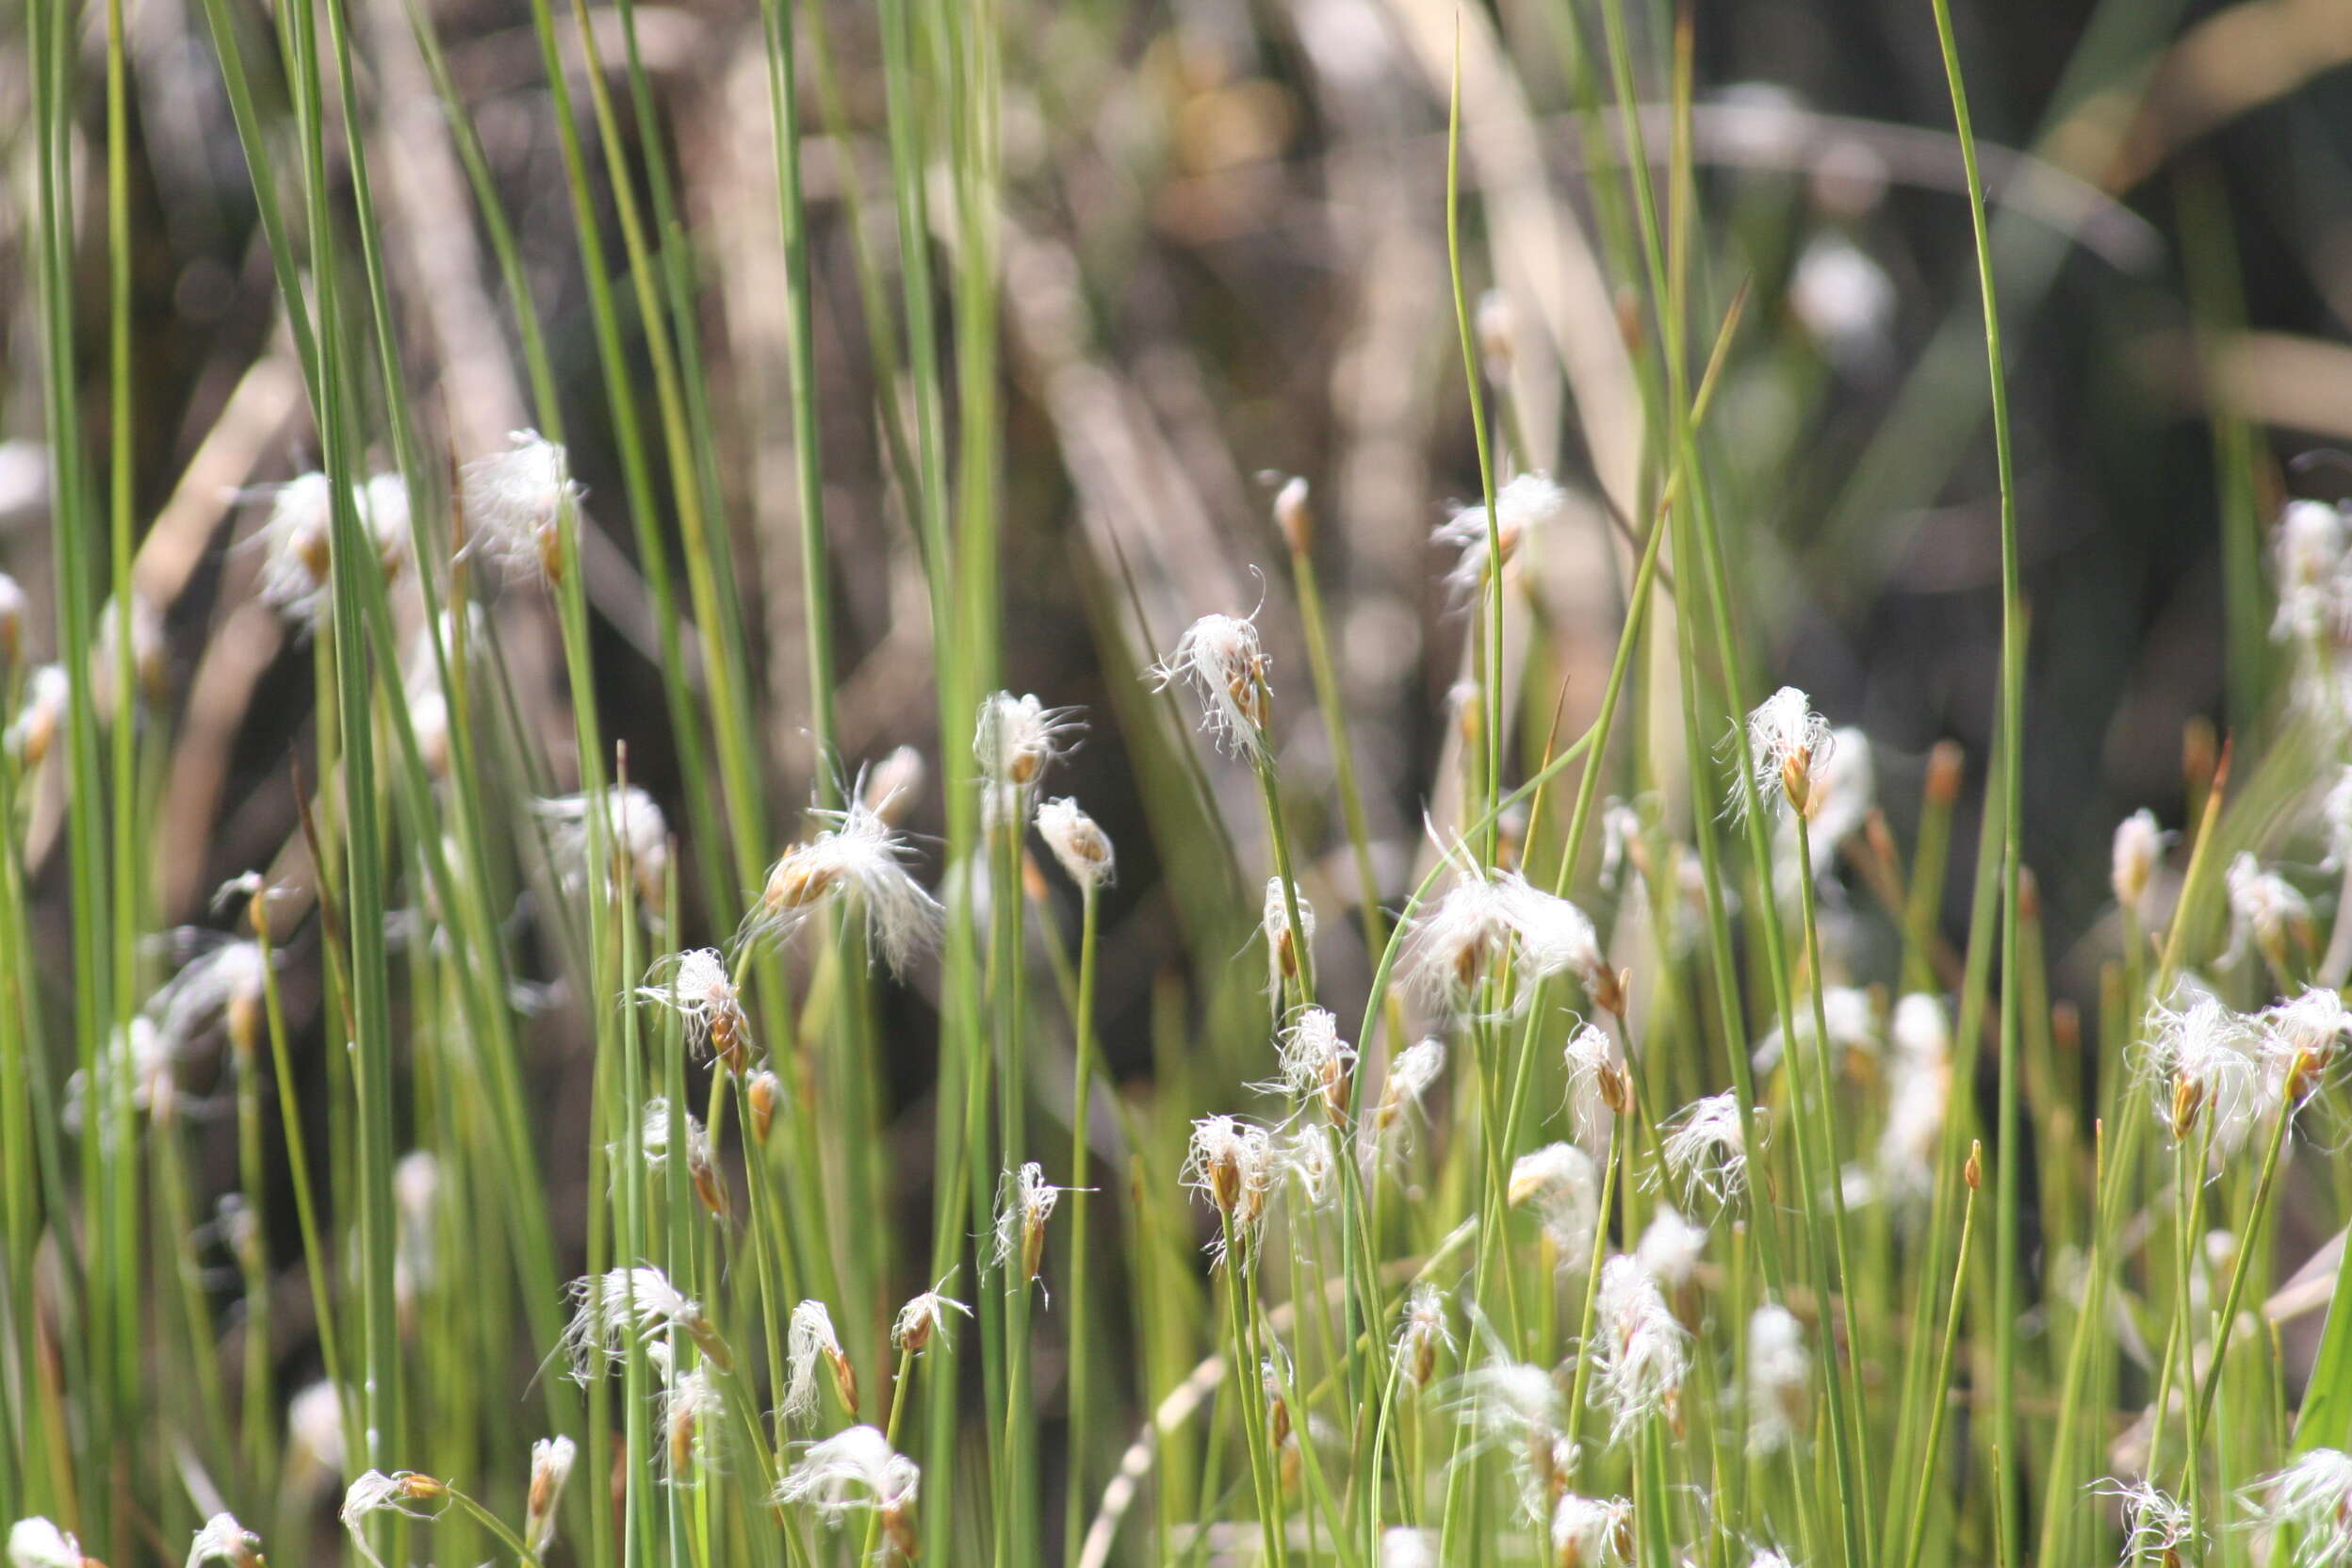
[1150, 610, 1270, 755]
[1034, 795, 1115, 890]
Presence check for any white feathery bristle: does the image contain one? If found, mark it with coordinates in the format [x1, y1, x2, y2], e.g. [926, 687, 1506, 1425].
[774, 1425, 920, 1527]
[187, 1512, 264, 1568]
[1034, 795, 1115, 890]
[2226, 852, 2309, 966]
[2111, 808, 2167, 913]
[1149, 611, 1269, 755]
[747, 791, 944, 975]
[891, 1287, 973, 1353]
[2091, 1477, 2193, 1566]
[1658, 1091, 1749, 1207]
[1433, 472, 1568, 602]
[2273, 498, 2348, 643]
[1261, 876, 1316, 995]
[1746, 1304, 1811, 1455]
[974, 693, 1079, 825]
[1509, 1142, 1599, 1270]
[1400, 861, 1606, 1018]
[1594, 1255, 1688, 1440]
[1562, 1022, 1624, 1152]
[460, 430, 579, 582]
[2246, 1447, 2352, 1564]
[1739, 686, 1834, 821]
[1549, 1494, 1634, 1568]
[8, 1520, 86, 1568]
[2144, 992, 2264, 1153]
[1379, 1527, 1439, 1568]
[559, 1266, 706, 1382]
[1634, 1205, 1707, 1292]
[785, 1299, 847, 1424]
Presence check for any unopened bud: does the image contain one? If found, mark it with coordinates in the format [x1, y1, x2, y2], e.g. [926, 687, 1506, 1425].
[1924, 740, 1965, 807]
[1275, 476, 1313, 556]
[826, 1344, 859, 1418]
[864, 745, 926, 825]
[1964, 1139, 1983, 1191]
[2171, 1072, 2204, 1140]
[746, 1070, 781, 1143]
[1477, 289, 1515, 379]
[2017, 866, 2041, 923]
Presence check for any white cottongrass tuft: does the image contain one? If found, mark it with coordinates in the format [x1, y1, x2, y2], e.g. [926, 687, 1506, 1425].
[1773, 725, 1874, 899]
[1549, 1493, 1634, 1568]
[1563, 1021, 1629, 1152]
[8, 1520, 87, 1568]
[6, 663, 68, 766]
[1379, 1527, 1439, 1568]
[775, 1425, 921, 1545]
[2245, 1447, 2352, 1566]
[1268, 1005, 1354, 1118]
[525, 1435, 578, 1554]
[1185, 1115, 1279, 1246]
[2227, 852, 2311, 970]
[1150, 609, 1269, 755]
[187, 1513, 263, 1568]
[1593, 1254, 1689, 1439]
[2262, 986, 2350, 1102]
[891, 1285, 973, 1354]
[339, 1472, 449, 1568]
[1433, 471, 1569, 602]
[1372, 1037, 1448, 1143]
[536, 785, 669, 912]
[1396, 1282, 1454, 1388]
[1634, 1205, 1708, 1293]
[2112, 808, 2168, 915]
[1752, 985, 1877, 1076]
[651, 1345, 726, 1479]
[1878, 995, 1953, 1212]
[2273, 498, 2348, 643]
[638, 948, 752, 1072]
[1746, 1304, 1811, 1454]
[785, 1298, 853, 1424]
[2091, 1477, 2193, 1566]
[974, 692, 1081, 826]
[1261, 876, 1316, 996]
[1509, 1142, 1600, 1271]
[254, 471, 414, 629]
[1034, 795, 1115, 890]
[2142, 991, 2264, 1153]
[1401, 858, 1611, 1018]
[1737, 686, 1835, 822]
[460, 430, 579, 582]
[991, 1161, 1070, 1289]
[745, 784, 944, 974]
[148, 938, 270, 1055]
[559, 1266, 722, 1382]
[1658, 1091, 1750, 1207]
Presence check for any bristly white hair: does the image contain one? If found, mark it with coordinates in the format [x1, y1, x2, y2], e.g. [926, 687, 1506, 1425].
[1732, 686, 1834, 823]
[2091, 1477, 2193, 1566]
[558, 1266, 715, 1383]
[1432, 472, 1569, 604]
[2243, 1447, 2352, 1566]
[1400, 849, 1607, 1019]
[742, 776, 944, 975]
[1593, 1254, 1689, 1441]
[774, 1424, 921, 1527]
[1149, 608, 1269, 756]
[1745, 1304, 1811, 1455]
[460, 430, 580, 583]
[1658, 1091, 1750, 1207]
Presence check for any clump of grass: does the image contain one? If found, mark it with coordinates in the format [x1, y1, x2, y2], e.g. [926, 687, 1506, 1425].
[8, 0, 2352, 1566]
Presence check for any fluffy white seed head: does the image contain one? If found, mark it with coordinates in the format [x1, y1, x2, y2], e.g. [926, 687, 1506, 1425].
[638, 948, 752, 1072]
[2144, 992, 2265, 1152]
[1510, 1142, 1600, 1270]
[774, 1425, 920, 1544]
[1402, 862, 1610, 1019]
[786, 1299, 854, 1424]
[2227, 852, 2310, 968]
[891, 1287, 973, 1355]
[747, 789, 944, 974]
[1374, 1037, 1448, 1141]
[1549, 1494, 1634, 1568]
[2246, 1447, 2352, 1565]
[1186, 1115, 1279, 1241]
[1270, 1006, 1355, 1119]
[2092, 1477, 2192, 1566]
[1262, 877, 1316, 995]
[1562, 1022, 1630, 1152]
[524, 1435, 578, 1554]
[148, 939, 270, 1057]
[1396, 1282, 1455, 1388]
[2112, 808, 2167, 914]
[1772, 726, 1874, 898]
[1634, 1206, 1708, 1292]
[1594, 1255, 1689, 1440]
[6, 663, 68, 766]
[187, 1514, 264, 1568]
[1433, 472, 1570, 602]
[1380, 1527, 1439, 1568]
[340, 1471, 449, 1568]
[1150, 610, 1269, 754]
[992, 1162, 1067, 1288]
[8, 1520, 89, 1568]
[1658, 1091, 1749, 1207]
[1034, 796, 1115, 890]
[1740, 686, 1835, 821]
[2262, 987, 2350, 1102]
[2274, 498, 2349, 642]
[460, 430, 579, 584]
[974, 692, 1080, 827]
[89, 592, 166, 724]
[1746, 1304, 1811, 1455]
[559, 1266, 721, 1382]
[1753, 986, 1878, 1076]
[536, 786, 669, 913]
